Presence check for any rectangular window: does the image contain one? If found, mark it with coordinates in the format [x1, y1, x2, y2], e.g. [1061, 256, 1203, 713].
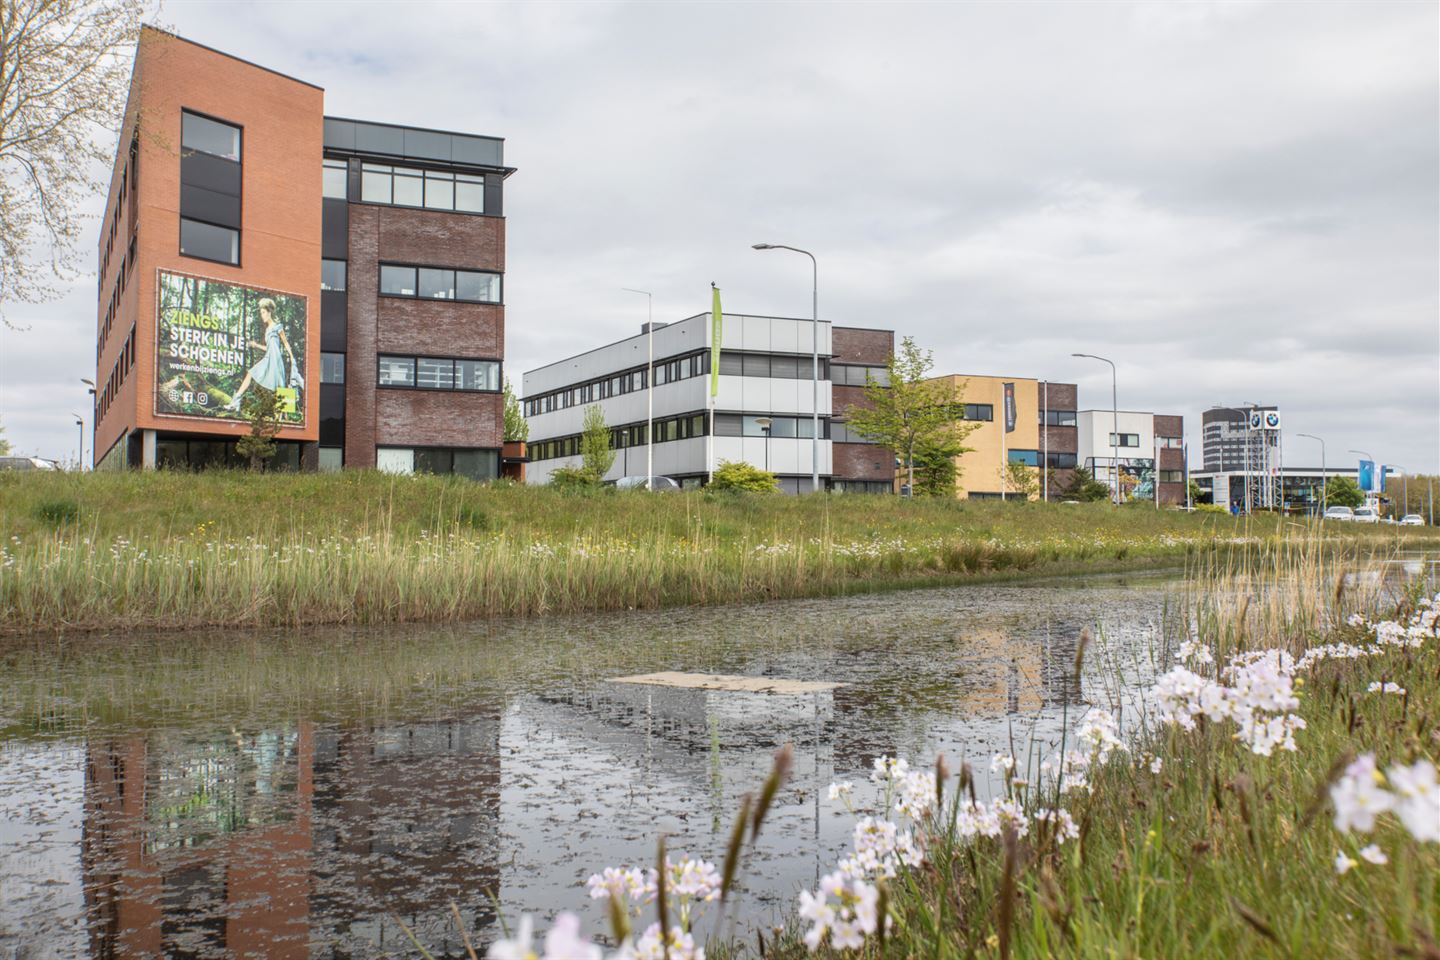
[714, 413, 742, 437]
[1159, 436, 1183, 449]
[414, 447, 453, 474]
[361, 163, 392, 203]
[321, 259, 347, 292]
[323, 159, 348, 199]
[376, 447, 415, 474]
[962, 403, 994, 422]
[1044, 452, 1078, 469]
[1109, 433, 1141, 448]
[356, 163, 487, 215]
[1008, 449, 1040, 467]
[378, 355, 416, 387]
[719, 354, 744, 376]
[417, 357, 455, 390]
[380, 265, 417, 296]
[179, 218, 239, 265]
[1160, 470, 1184, 483]
[424, 172, 454, 210]
[770, 355, 799, 378]
[418, 268, 455, 299]
[321, 352, 345, 384]
[455, 175, 485, 213]
[456, 360, 499, 392]
[319, 447, 343, 472]
[455, 271, 500, 303]
[392, 170, 423, 206]
[182, 112, 241, 161]
[1042, 410, 1077, 426]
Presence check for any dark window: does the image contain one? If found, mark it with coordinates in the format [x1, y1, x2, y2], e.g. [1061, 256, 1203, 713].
[1044, 452, 1077, 469]
[1109, 433, 1141, 448]
[179, 218, 238, 264]
[961, 403, 994, 422]
[321, 259, 346, 292]
[1042, 409, 1077, 426]
[359, 163, 487, 215]
[719, 354, 744, 376]
[182, 112, 241, 161]
[378, 355, 416, 387]
[714, 413, 742, 437]
[321, 353, 345, 384]
[418, 268, 455, 299]
[1008, 449, 1040, 467]
[416, 357, 455, 389]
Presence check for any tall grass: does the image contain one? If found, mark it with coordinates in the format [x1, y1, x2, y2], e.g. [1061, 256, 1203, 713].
[2, 470, 1434, 634]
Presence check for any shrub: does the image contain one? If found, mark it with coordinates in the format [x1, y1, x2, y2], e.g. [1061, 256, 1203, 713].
[709, 460, 779, 493]
[456, 504, 491, 530]
[549, 466, 603, 490]
[33, 499, 80, 525]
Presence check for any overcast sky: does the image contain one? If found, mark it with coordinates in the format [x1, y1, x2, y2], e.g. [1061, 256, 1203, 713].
[2, 0, 1436, 473]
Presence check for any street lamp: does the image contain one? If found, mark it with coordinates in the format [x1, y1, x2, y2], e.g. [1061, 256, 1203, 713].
[1296, 432, 1325, 514]
[70, 413, 84, 471]
[1072, 353, 1119, 504]
[754, 416, 773, 473]
[753, 243, 820, 493]
[81, 379, 96, 470]
[622, 288, 654, 490]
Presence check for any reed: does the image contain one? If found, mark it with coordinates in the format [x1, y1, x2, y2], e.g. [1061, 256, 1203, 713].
[2, 470, 1433, 635]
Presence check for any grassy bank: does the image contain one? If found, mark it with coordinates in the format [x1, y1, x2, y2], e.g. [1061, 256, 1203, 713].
[1, 470, 1435, 635]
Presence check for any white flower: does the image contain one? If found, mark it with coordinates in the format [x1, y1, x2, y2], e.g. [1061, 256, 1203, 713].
[895, 770, 937, 820]
[1149, 756, 1164, 774]
[827, 781, 854, 802]
[798, 872, 881, 952]
[1176, 639, 1214, 665]
[1331, 754, 1393, 834]
[870, 756, 909, 785]
[587, 867, 649, 910]
[541, 913, 601, 960]
[1334, 851, 1357, 875]
[627, 923, 703, 960]
[1385, 759, 1440, 843]
[1034, 807, 1080, 843]
[990, 753, 1016, 774]
[1359, 844, 1389, 865]
[1367, 681, 1406, 696]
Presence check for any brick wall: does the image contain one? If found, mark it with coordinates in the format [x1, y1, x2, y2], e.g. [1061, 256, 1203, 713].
[831, 328, 893, 483]
[833, 442, 893, 482]
[831, 326, 893, 364]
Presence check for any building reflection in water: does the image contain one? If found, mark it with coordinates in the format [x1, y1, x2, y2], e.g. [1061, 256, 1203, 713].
[81, 708, 501, 959]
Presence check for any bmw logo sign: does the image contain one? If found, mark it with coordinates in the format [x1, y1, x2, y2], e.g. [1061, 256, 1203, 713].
[1250, 412, 1262, 429]
[1265, 412, 1280, 428]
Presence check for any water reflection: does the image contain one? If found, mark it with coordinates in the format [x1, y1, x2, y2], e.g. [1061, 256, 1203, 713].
[1, 574, 1172, 958]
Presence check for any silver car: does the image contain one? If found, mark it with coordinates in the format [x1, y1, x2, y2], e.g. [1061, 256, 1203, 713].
[1352, 507, 1380, 524]
[1401, 514, 1425, 526]
[614, 475, 681, 491]
[1322, 505, 1354, 521]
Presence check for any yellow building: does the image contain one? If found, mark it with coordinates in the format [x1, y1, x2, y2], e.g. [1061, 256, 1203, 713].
[924, 375, 1080, 500]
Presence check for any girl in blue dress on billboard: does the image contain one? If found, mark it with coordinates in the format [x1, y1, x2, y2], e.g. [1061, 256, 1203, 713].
[226, 298, 297, 411]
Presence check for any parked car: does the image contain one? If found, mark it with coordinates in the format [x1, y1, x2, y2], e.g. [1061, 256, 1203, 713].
[1400, 514, 1426, 526]
[0, 456, 57, 471]
[1352, 507, 1380, 524]
[1322, 505, 1354, 521]
[614, 475, 681, 491]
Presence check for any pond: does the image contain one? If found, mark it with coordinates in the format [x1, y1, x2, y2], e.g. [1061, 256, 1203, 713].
[0, 573, 1182, 958]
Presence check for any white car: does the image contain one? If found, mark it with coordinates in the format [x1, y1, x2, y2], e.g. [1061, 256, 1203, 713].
[614, 475, 681, 491]
[1322, 506, 1354, 521]
[1400, 514, 1425, 526]
[1352, 507, 1380, 524]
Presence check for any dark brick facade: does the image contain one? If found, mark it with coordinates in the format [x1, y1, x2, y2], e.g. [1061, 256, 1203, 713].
[1039, 381, 1079, 499]
[344, 205, 506, 468]
[1154, 413, 1186, 504]
[831, 327, 894, 485]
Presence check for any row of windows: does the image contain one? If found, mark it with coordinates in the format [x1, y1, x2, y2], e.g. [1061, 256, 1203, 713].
[717, 352, 832, 381]
[530, 412, 833, 460]
[830, 363, 891, 387]
[1005, 449, 1080, 469]
[377, 446, 500, 480]
[831, 421, 876, 444]
[99, 137, 137, 292]
[1040, 409, 1078, 426]
[1160, 470, 1185, 483]
[380, 264, 501, 304]
[360, 163, 486, 213]
[524, 351, 710, 416]
[96, 328, 137, 424]
[97, 233, 136, 362]
[377, 354, 501, 392]
[525, 351, 842, 418]
[1158, 436, 1183, 449]
[1109, 433, 1141, 448]
[957, 403, 994, 422]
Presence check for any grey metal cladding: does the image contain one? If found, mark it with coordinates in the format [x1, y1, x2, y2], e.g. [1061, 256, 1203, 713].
[403, 128, 451, 162]
[323, 117, 356, 151]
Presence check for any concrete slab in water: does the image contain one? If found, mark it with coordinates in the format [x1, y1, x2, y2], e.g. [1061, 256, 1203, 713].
[608, 672, 844, 694]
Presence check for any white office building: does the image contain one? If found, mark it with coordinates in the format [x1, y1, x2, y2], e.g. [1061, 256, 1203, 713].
[524, 313, 852, 492]
[1077, 409, 1187, 503]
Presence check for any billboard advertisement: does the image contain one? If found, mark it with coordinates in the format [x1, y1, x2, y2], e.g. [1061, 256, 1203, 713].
[1358, 459, 1375, 492]
[1248, 408, 1281, 430]
[155, 270, 307, 425]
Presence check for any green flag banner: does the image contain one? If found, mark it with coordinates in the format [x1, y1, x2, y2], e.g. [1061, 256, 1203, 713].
[709, 284, 722, 398]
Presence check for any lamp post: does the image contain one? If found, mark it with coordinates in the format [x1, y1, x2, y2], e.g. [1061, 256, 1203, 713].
[1296, 433, 1325, 514]
[755, 416, 773, 473]
[622, 288, 654, 490]
[1072, 353, 1118, 504]
[753, 243, 820, 493]
[71, 413, 84, 471]
[81, 378, 96, 470]
[1349, 449, 1375, 505]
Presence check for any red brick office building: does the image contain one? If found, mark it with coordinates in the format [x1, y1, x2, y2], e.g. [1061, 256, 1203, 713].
[94, 28, 513, 476]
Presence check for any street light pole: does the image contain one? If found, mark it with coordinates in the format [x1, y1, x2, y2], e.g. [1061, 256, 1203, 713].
[755, 416, 772, 473]
[753, 243, 820, 493]
[81, 378, 96, 470]
[622, 288, 654, 490]
[1072, 353, 1118, 505]
[70, 414, 84, 471]
[1296, 433, 1325, 514]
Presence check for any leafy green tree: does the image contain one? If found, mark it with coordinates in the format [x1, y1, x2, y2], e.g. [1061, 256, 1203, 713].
[842, 337, 976, 497]
[580, 405, 615, 482]
[1325, 475, 1365, 509]
[503, 378, 528, 443]
[1062, 466, 1112, 502]
[1001, 461, 1039, 500]
[235, 387, 280, 470]
[912, 435, 963, 498]
[0, 418, 11, 455]
[709, 460, 779, 493]
[1187, 479, 1203, 505]
[549, 465, 601, 489]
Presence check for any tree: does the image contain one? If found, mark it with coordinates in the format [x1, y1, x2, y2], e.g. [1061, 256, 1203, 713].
[1, 0, 148, 316]
[1001, 461, 1038, 500]
[1325, 475, 1365, 509]
[579, 404, 614, 482]
[235, 386, 280, 470]
[912, 435, 964, 498]
[709, 460, 779, 493]
[0, 417, 10, 454]
[1187, 479, 1203, 505]
[842, 337, 976, 497]
[502, 377, 528, 443]
[1062, 466, 1111, 502]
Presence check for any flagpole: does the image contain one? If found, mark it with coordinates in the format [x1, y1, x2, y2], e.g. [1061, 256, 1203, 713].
[708, 283, 722, 485]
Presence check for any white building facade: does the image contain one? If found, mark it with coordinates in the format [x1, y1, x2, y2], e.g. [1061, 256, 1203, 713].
[1077, 409, 1187, 504]
[523, 313, 840, 492]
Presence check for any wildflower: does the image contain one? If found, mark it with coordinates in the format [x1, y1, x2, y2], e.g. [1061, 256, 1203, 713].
[1331, 754, 1393, 833]
[586, 867, 649, 915]
[1034, 807, 1080, 842]
[1077, 710, 1126, 762]
[1334, 851, 1357, 875]
[488, 914, 601, 960]
[990, 753, 1016, 775]
[1367, 681, 1406, 696]
[1149, 756, 1164, 774]
[894, 770, 937, 820]
[827, 781, 854, 803]
[870, 756, 909, 785]
[798, 871, 881, 952]
[1359, 844, 1389, 865]
[627, 923, 703, 960]
[1176, 639, 1214, 665]
[1385, 759, 1440, 843]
